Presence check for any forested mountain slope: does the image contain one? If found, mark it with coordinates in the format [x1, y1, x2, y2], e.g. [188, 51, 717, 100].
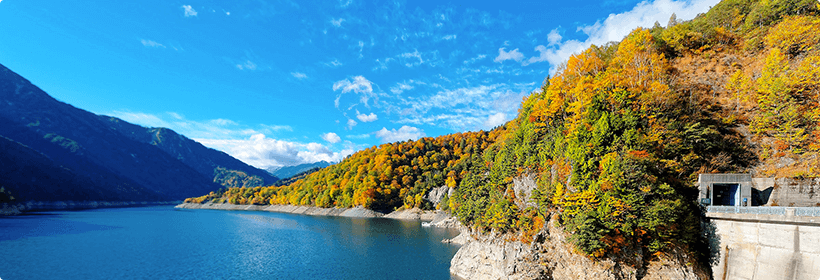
[0, 63, 277, 202]
[187, 0, 820, 269]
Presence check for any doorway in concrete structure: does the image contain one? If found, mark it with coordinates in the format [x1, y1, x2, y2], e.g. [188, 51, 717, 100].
[713, 183, 739, 206]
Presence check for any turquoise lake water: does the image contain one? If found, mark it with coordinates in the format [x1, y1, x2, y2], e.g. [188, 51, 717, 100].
[0, 206, 462, 279]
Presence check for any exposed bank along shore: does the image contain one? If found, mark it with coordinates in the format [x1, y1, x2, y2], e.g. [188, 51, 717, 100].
[174, 202, 462, 227]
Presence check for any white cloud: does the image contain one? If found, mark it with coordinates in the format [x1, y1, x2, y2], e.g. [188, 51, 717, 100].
[494, 48, 524, 63]
[196, 134, 353, 169]
[400, 50, 425, 67]
[321, 132, 341, 143]
[483, 112, 508, 128]
[236, 60, 258, 70]
[110, 111, 171, 128]
[464, 54, 487, 65]
[339, 0, 353, 8]
[547, 29, 562, 46]
[356, 111, 378, 122]
[393, 83, 528, 130]
[259, 124, 293, 132]
[325, 59, 343, 68]
[346, 119, 358, 129]
[347, 133, 370, 139]
[331, 18, 345, 27]
[109, 111, 345, 169]
[291, 72, 308, 79]
[526, 0, 720, 68]
[375, 126, 425, 143]
[181, 5, 198, 17]
[333, 76, 376, 108]
[442, 34, 457, 40]
[373, 58, 394, 71]
[390, 81, 415, 94]
[140, 39, 166, 48]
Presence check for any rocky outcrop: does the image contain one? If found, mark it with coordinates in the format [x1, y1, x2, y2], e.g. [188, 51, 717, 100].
[425, 185, 451, 208]
[512, 174, 538, 209]
[442, 227, 472, 245]
[423, 211, 462, 228]
[450, 215, 707, 280]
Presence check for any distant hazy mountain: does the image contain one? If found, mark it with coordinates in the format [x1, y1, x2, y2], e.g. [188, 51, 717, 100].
[0, 63, 278, 202]
[267, 161, 331, 179]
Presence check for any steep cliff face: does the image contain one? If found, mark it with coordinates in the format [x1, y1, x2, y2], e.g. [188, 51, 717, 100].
[450, 215, 708, 280]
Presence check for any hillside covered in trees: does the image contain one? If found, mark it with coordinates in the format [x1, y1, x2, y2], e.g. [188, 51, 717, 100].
[187, 0, 820, 265]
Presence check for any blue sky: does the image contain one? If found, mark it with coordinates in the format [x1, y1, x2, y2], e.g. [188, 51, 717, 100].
[0, 0, 718, 168]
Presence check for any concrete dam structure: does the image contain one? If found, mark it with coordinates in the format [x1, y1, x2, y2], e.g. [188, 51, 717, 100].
[698, 174, 820, 280]
[706, 208, 820, 280]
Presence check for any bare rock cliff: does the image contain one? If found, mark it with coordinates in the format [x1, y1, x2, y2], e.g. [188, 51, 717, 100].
[450, 215, 707, 280]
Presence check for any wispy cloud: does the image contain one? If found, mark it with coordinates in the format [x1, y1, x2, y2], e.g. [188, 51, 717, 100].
[347, 133, 370, 139]
[494, 48, 524, 63]
[325, 59, 343, 68]
[331, 18, 345, 27]
[390, 81, 415, 95]
[140, 39, 166, 48]
[333, 75, 376, 108]
[375, 126, 425, 143]
[291, 72, 308, 79]
[321, 132, 341, 143]
[181, 5, 198, 17]
[391, 83, 527, 130]
[236, 60, 258, 71]
[463, 54, 487, 65]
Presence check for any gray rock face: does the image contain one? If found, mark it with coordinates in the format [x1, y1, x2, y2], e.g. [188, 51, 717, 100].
[424, 211, 462, 228]
[512, 174, 538, 209]
[450, 230, 549, 280]
[450, 215, 705, 280]
[425, 185, 450, 207]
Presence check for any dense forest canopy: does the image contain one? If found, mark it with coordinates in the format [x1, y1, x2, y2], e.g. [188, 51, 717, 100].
[187, 0, 820, 262]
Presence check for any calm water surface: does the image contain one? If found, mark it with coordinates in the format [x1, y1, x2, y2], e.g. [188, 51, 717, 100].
[0, 206, 462, 279]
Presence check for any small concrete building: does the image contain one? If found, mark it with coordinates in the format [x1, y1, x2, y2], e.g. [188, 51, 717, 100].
[698, 173, 753, 206]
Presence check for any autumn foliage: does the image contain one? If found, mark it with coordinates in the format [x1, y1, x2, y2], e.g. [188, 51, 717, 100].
[185, 0, 820, 266]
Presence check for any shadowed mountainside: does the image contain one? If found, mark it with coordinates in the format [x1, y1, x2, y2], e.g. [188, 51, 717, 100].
[0, 63, 277, 202]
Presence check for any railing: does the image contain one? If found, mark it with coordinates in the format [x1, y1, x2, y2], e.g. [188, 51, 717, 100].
[707, 205, 820, 217]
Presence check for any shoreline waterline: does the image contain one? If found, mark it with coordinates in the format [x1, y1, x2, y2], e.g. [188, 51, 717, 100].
[174, 202, 445, 222]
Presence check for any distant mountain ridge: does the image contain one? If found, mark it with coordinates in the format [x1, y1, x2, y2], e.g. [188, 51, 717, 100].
[0, 63, 278, 202]
[267, 161, 331, 179]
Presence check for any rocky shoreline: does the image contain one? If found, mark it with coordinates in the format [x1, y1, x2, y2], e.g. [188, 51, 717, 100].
[0, 201, 182, 216]
[174, 202, 463, 225]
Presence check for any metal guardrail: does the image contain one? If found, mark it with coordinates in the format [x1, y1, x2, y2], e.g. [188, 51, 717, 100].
[796, 207, 820, 217]
[707, 206, 820, 217]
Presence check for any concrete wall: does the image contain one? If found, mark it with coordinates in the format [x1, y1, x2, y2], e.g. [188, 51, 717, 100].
[707, 213, 820, 280]
[765, 178, 820, 207]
